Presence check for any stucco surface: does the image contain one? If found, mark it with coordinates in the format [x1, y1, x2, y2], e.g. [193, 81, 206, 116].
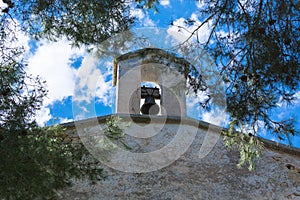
[60, 115, 300, 200]
[114, 48, 187, 116]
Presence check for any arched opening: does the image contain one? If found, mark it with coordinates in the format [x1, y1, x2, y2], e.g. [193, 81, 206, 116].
[140, 82, 161, 115]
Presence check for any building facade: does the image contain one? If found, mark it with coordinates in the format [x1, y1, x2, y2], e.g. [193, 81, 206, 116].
[61, 48, 300, 200]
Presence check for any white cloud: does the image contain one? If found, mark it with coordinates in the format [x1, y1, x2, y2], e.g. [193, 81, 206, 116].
[58, 117, 73, 124]
[15, 27, 30, 52]
[294, 91, 300, 104]
[26, 39, 85, 125]
[201, 108, 229, 127]
[160, 0, 170, 7]
[0, 0, 7, 9]
[28, 43, 114, 125]
[186, 92, 229, 127]
[35, 106, 52, 126]
[0, 18, 30, 60]
[95, 62, 114, 106]
[73, 55, 114, 107]
[130, 8, 155, 27]
[186, 93, 205, 118]
[167, 13, 211, 44]
[276, 91, 300, 108]
[196, 0, 205, 9]
[27, 40, 84, 105]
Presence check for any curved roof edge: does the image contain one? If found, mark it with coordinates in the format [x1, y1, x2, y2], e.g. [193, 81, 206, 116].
[62, 113, 300, 157]
[112, 48, 191, 86]
[114, 48, 190, 66]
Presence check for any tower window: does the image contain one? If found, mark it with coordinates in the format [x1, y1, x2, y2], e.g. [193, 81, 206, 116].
[140, 82, 161, 115]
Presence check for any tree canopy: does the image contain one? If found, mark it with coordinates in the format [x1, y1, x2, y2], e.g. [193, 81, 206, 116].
[171, 0, 299, 169]
[191, 0, 299, 136]
[5, 0, 157, 46]
[0, 11, 107, 199]
[0, 0, 299, 197]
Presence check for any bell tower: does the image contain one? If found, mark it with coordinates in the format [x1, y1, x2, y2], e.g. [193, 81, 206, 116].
[113, 48, 189, 116]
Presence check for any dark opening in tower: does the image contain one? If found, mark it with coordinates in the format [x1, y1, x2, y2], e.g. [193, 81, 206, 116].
[140, 82, 161, 115]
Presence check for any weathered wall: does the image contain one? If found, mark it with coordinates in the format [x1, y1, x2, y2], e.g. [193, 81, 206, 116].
[114, 48, 187, 116]
[60, 115, 300, 200]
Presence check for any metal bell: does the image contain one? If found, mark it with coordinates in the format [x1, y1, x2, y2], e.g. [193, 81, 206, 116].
[140, 95, 160, 115]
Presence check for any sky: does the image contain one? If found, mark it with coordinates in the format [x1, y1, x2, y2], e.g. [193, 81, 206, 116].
[2, 0, 300, 148]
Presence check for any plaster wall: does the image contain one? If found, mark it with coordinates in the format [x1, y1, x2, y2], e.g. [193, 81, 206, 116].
[115, 49, 187, 116]
[61, 115, 300, 200]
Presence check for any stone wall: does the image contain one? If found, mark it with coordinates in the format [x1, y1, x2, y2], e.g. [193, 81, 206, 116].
[61, 115, 300, 200]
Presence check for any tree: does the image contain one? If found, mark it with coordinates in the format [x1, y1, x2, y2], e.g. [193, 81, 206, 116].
[1, 0, 297, 188]
[171, 0, 300, 169]
[9, 0, 158, 46]
[0, 1, 158, 198]
[0, 7, 105, 200]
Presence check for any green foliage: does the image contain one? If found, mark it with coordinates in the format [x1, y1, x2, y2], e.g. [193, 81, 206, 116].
[178, 0, 300, 138]
[0, 125, 105, 199]
[173, 0, 299, 169]
[104, 115, 131, 150]
[223, 120, 263, 171]
[0, 63, 104, 198]
[0, 14, 45, 137]
[81, 116, 131, 163]
[11, 0, 158, 46]
[12, 0, 131, 46]
[0, 13, 105, 200]
[135, 0, 159, 12]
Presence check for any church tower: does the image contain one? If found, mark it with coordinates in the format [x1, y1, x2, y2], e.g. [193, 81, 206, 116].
[113, 48, 189, 116]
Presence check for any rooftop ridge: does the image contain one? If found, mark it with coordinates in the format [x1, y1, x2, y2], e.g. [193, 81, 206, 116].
[62, 113, 300, 157]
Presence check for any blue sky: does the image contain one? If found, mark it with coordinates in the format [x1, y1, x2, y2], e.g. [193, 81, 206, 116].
[2, 0, 299, 147]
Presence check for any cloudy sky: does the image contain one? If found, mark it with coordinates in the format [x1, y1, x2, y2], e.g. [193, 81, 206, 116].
[3, 0, 299, 147]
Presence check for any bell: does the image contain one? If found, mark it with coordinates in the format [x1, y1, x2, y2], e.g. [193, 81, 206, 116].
[140, 95, 160, 115]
